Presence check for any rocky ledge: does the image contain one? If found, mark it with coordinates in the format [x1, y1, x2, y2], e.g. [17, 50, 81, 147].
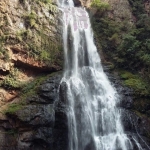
[104, 66, 150, 149]
[0, 72, 62, 150]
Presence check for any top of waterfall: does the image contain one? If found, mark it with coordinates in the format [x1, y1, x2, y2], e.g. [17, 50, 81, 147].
[63, 7, 89, 31]
[57, 0, 89, 31]
[57, 0, 74, 7]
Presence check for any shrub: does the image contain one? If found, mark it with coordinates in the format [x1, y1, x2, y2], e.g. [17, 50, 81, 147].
[91, 0, 110, 12]
[120, 71, 150, 96]
[24, 11, 37, 28]
[1, 68, 22, 89]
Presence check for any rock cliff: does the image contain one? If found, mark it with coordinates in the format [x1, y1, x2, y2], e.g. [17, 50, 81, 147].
[0, 0, 63, 110]
[0, 1, 63, 149]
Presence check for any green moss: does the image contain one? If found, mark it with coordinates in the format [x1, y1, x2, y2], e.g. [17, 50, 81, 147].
[27, 35, 62, 65]
[1, 0, 62, 80]
[16, 25, 63, 66]
[0, 68, 23, 89]
[20, 72, 60, 100]
[0, 36, 10, 61]
[24, 11, 37, 28]
[4, 103, 23, 114]
[120, 71, 150, 96]
[120, 71, 135, 79]
[37, 0, 51, 4]
[16, 29, 30, 42]
[91, 1, 150, 78]
[4, 72, 60, 115]
[91, 0, 110, 11]
[2, 76, 21, 89]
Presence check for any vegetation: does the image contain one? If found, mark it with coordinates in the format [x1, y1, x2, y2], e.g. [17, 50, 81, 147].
[91, 0, 150, 95]
[4, 72, 58, 115]
[91, 0, 110, 12]
[120, 71, 150, 96]
[0, 0, 62, 106]
[0, 68, 22, 89]
[20, 72, 59, 100]
[39, 0, 52, 4]
[0, 37, 9, 61]
[4, 103, 24, 114]
[19, 0, 52, 5]
[0, 0, 61, 66]
[19, 1, 62, 65]
[20, 75, 48, 100]
[24, 11, 38, 28]
[24, 29, 63, 65]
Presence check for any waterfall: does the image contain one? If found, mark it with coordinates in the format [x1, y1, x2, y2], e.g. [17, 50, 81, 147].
[57, 0, 146, 149]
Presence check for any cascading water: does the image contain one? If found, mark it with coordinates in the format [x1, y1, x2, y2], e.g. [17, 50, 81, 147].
[57, 0, 148, 150]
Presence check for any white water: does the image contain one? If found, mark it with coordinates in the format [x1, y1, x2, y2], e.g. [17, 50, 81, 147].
[57, 0, 145, 150]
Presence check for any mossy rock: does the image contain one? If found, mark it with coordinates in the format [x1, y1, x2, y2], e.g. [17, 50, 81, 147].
[4, 103, 24, 114]
[119, 71, 150, 96]
[4, 72, 61, 115]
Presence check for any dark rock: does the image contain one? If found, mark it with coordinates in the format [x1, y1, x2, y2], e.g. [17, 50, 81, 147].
[59, 81, 68, 104]
[26, 96, 49, 104]
[38, 73, 62, 103]
[53, 108, 69, 150]
[0, 127, 17, 149]
[34, 127, 53, 143]
[132, 97, 150, 116]
[104, 66, 150, 148]
[16, 104, 55, 126]
[121, 109, 150, 147]
[53, 81, 69, 150]
[40, 83, 55, 92]
[16, 127, 54, 150]
[0, 120, 13, 130]
[120, 95, 133, 109]
[39, 92, 57, 103]
[121, 109, 137, 133]
[0, 72, 62, 150]
[73, 0, 82, 6]
[104, 68, 134, 109]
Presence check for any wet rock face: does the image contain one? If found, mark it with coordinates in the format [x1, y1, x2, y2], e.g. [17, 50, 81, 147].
[121, 110, 150, 149]
[0, 73, 62, 150]
[104, 67, 150, 148]
[1, 70, 150, 150]
[104, 66, 134, 110]
[53, 81, 69, 150]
